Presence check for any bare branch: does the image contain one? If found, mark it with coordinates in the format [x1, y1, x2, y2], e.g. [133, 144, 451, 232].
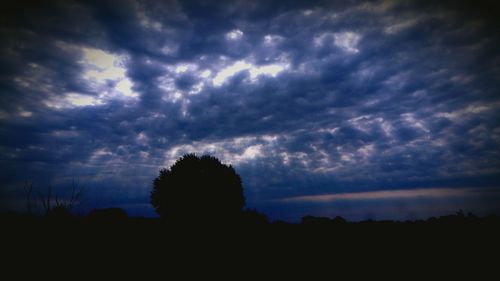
[39, 185, 53, 214]
[39, 192, 47, 214]
[35, 179, 85, 216]
[47, 185, 52, 213]
[68, 178, 85, 209]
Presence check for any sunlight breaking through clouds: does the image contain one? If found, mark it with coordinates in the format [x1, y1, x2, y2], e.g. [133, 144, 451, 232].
[164, 135, 279, 167]
[213, 60, 287, 86]
[80, 47, 138, 100]
[45, 46, 139, 109]
[44, 92, 103, 108]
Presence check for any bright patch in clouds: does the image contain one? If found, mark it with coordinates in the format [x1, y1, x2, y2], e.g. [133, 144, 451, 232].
[213, 61, 251, 86]
[263, 34, 284, 45]
[115, 79, 136, 98]
[174, 63, 198, 73]
[80, 47, 138, 100]
[226, 29, 243, 40]
[250, 64, 285, 77]
[200, 69, 212, 78]
[314, 31, 361, 53]
[164, 135, 278, 166]
[240, 145, 263, 160]
[333, 32, 361, 53]
[213, 60, 287, 86]
[81, 48, 119, 70]
[45, 46, 139, 109]
[45, 92, 103, 109]
[66, 93, 102, 107]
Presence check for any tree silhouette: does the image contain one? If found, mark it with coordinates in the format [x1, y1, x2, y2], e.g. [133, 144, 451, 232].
[151, 154, 245, 224]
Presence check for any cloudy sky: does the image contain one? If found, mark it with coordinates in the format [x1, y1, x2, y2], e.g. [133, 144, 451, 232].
[1, 0, 499, 221]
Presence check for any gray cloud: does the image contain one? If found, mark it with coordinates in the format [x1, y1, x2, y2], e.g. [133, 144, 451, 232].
[1, 0, 499, 220]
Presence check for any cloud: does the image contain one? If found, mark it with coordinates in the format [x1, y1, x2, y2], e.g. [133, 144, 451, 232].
[212, 60, 287, 86]
[1, 0, 500, 219]
[279, 187, 498, 203]
[226, 29, 244, 40]
[314, 32, 361, 53]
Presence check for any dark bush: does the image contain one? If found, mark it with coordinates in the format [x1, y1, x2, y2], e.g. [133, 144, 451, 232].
[151, 154, 245, 224]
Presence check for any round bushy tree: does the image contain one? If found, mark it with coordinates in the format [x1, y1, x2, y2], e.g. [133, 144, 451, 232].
[151, 154, 245, 224]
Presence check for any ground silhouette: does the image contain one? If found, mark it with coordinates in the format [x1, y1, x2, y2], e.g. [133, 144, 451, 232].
[88, 208, 129, 222]
[151, 154, 245, 225]
[2, 159, 499, 273]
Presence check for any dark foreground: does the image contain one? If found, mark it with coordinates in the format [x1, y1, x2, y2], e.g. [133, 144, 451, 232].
[2, 212, 499, 276]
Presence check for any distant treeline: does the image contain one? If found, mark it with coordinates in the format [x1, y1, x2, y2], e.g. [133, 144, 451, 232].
[1, 208, 499, 227]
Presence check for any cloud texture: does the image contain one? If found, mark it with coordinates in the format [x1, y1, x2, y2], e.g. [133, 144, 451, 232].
[1, 0, 499, 220]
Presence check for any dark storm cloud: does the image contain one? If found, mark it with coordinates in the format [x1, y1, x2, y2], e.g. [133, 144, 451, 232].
[1, 0, 499, 220]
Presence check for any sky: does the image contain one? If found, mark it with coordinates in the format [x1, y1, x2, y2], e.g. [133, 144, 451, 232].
[1, 0, 500, 221]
